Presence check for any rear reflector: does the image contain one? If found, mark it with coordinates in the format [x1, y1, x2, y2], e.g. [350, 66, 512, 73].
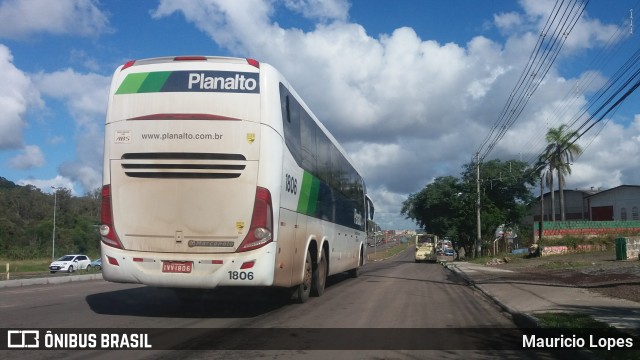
[240, 261, 255, 269]
[107, 256, 119, 266]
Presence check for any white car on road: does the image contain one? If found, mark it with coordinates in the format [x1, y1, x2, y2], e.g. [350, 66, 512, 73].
[49, 254, 91, 273]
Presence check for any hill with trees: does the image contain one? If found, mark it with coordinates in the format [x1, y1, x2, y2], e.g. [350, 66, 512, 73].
[0, 177, 100, 260]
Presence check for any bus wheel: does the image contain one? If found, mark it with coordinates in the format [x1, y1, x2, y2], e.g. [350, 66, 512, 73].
[348, 247, 363, 278]
[293, 250, 313, 303]
[311, 249, 327, 296]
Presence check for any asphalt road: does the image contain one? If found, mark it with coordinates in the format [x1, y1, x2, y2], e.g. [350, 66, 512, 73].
[1, 248, 571, 359]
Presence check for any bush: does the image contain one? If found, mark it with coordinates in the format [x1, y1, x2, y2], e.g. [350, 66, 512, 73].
[4, 246, 44, 260]
[542, 235, 615, 250]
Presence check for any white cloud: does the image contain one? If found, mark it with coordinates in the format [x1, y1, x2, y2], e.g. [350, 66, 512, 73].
[494, 11, 523, 33]
[151, 0, 274, 54]
[570, 116, 640, 188]
[18, 175, 76, 195]
[513, 0, 621, 52]
[0, 44, 41, 150]
[0, 0, 111, 39]
[9, 145, 44, 169]
[150, 0, 640, 229]
[32, 69, 110, 194]
[283, 0, 349, 22]
[59, 162, 102, 194]
[367, 186, 418, 231]
[34, 69, 110, 126]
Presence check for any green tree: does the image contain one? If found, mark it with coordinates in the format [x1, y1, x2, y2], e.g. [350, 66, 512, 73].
[402, 159, 536, 256]
[0, 178, 101, 259]
[544, 125, 583, 221]
[401, 176, 465, 235]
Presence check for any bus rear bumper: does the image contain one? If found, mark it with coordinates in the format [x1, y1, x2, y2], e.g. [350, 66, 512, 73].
[100, 242, 276, 289]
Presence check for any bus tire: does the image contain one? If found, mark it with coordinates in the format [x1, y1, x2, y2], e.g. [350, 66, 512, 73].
[311, 249, 327, 296]
[292, 249, 313, 303]
[348, 247, 363, 278]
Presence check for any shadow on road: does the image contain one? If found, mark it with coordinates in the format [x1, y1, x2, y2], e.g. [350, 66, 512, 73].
[87, 272, 358, 319]
[86, 286, 291, 318]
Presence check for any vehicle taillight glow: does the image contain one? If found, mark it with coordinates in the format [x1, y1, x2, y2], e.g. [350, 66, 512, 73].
[100, 185, 124, 249]
[237, 187, 273, 252]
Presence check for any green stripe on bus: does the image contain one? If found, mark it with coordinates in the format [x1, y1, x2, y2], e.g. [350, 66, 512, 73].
[115, 71, 172, 94]
[115, 73, 149, 94]
[138, 71, 172, 93]
[297, 172, 313, 214]
[308, 175, 320, 215]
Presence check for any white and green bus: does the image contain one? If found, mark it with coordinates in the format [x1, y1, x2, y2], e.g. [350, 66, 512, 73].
[100, 56, 374, 302]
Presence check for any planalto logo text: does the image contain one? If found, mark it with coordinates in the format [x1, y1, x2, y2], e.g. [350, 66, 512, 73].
[188, 73, 257, 91]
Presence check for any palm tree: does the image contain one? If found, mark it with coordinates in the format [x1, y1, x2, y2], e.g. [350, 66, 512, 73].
[544, 125, 583, 221]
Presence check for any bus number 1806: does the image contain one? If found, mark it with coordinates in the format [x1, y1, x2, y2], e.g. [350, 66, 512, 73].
[285, 174, 297, 195]
[228, 271, 254, 280]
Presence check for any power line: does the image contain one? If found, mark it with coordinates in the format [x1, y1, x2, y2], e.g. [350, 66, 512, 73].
[522, 12, 633, 166]
[477, 0, 588, 163]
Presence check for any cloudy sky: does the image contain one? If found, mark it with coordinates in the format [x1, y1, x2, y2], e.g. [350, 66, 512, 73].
[1, 0, 639, 230]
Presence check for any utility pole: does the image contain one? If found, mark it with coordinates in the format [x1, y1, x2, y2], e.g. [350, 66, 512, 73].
[475, 152, 481, 258]
[539, 176, 544, 245]
[51, 187, 58, 261]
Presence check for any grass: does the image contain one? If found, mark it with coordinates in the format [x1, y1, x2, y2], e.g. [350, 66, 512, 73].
[367, 241, 411, 262]
[535, 260, 592, 269]
[533, 312, 640, 360]
[0, 258, 52, 273]
[467, 248, 617, 269]
[536, 312, 612, 328]
[468, 253, 527, 265]
[0, 257, 101, 276]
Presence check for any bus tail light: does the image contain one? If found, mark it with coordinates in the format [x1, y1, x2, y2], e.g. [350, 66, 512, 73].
[246, 58, 260, 68]
[121, 60, 136, 70]
[100, 185, 124, 249]
[237, 187, 273, 252]
[174, 56, 207, 61]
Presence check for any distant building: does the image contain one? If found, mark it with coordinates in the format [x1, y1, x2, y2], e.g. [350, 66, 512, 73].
[588, 185, 640, 221]
[527, 185, 640, 223]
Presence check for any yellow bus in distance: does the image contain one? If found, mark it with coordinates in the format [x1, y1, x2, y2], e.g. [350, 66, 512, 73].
[414, 233, 437, 263]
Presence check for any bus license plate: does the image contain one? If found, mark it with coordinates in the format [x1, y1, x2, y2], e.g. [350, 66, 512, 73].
[162, 261, 193, 273]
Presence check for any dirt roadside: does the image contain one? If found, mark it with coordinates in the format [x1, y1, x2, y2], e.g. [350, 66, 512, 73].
[475, 249, 640, 303]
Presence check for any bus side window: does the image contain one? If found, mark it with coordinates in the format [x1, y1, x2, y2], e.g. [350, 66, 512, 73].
[280, 85, 301, 165]
[300, 111, 317, 174]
